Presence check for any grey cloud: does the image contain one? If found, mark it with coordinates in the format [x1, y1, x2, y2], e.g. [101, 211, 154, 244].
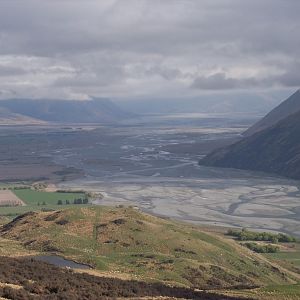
[192, 73, 237, 90]
[192, 66, 300, 91]
[191, 73, 264, 90]
[0, 89, 16, 96]
[275, 62, 300, 87]
[0, 0, 298, 99]
[0, 65, 27, 77]
[131, 65, 184, 80]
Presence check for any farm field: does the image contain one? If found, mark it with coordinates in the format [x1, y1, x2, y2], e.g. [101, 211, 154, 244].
[13, 189, 86, 206]
[0, 190, 25, 207]
[0, 188, 90, 217]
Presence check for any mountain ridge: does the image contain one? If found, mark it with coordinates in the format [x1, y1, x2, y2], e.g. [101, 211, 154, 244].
[200, 100, 300, 179]
[0, 98, 134, 124]
[244, 89, 300, 136]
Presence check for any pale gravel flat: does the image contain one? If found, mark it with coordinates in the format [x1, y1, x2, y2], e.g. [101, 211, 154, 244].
[59, 173, 300, 237]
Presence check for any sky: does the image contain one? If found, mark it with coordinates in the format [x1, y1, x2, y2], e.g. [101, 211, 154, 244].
[0, 0, 299, 103]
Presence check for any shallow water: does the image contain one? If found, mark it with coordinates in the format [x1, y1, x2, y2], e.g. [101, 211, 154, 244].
[4, 113, 297, 236]
[56, 114, 300, 237]
[32, 255, 91, 269]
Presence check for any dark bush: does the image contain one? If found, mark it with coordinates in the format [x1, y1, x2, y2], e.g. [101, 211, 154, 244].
[111, 218, 126, 225]
[227, 229, 297, 243]
[242, 242, 279, 253]
[0, 256, 252, 300]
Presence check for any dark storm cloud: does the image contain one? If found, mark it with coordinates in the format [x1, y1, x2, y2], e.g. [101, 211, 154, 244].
[0, 0, 298, 99]
[191, 73, 264, 90]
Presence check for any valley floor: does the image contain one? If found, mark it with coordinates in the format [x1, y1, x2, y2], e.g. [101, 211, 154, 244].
[1, 114, 300, 237]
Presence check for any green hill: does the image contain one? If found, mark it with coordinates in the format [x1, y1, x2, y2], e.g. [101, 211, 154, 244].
[1, 206, 297, 290]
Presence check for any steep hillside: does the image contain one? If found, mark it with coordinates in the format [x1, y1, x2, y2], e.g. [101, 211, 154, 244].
[244, 90, 300, 136]
[0, 207, 296, 290]
[0, 98, 134, 123]
[200, 110, 300, 179]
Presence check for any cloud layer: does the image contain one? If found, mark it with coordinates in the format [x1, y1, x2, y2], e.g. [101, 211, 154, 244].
[0, 0, 299, 100]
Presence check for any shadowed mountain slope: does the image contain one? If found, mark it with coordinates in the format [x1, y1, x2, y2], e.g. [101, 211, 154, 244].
[244, 90, 300, 136]
[200, 109, 300, 179]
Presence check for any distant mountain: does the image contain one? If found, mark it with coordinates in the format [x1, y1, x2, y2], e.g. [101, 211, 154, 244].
[117, 92, 284, 115]
[0, 107, 45, 125]
[0, 98, 134, 124]
[244, 89, 300, 136]
[200, 108, 300, 179]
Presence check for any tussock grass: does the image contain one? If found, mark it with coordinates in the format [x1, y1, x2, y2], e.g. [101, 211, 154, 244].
[1, 206, 297, 290]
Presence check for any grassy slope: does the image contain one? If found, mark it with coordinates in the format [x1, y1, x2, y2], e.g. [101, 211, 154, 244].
[220, 236, 300, 299]
[1, 206, 298, 291]
[263, 243, 300, 276]
[266, 251, 300, 267]
[0, 237, 38, 257]
[219, 283, 300, 300]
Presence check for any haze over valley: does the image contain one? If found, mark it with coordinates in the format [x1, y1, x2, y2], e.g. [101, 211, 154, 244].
[1, 107, 300, 238]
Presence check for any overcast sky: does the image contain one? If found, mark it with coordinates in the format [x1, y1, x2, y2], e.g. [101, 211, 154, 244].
[0, 0, 299, 101]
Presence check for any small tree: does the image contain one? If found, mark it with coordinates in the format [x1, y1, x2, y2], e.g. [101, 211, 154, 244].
[65, 199, 70, 205]
[57, 200, 63, 205]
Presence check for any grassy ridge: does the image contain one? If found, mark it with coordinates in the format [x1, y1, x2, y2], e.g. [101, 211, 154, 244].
[1, 206, 298, 290]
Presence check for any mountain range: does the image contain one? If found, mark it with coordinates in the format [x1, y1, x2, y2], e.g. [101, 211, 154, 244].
[0, 98, 133, 124]
[117, 92, 284, 114]
[200, 90, 300, 179]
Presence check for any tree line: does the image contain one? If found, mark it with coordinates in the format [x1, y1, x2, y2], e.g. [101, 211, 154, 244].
[227, 228, 297, 243]
[57, 198, 89, 205]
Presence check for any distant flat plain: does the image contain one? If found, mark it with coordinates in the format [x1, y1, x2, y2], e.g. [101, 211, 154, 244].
[1, 113, 300, 237]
